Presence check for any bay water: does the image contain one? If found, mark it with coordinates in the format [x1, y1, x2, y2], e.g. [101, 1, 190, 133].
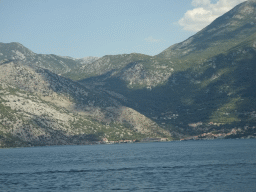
[0, 139, 256, 191]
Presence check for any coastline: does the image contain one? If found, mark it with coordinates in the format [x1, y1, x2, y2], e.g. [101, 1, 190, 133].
[0, 136, 255, 149]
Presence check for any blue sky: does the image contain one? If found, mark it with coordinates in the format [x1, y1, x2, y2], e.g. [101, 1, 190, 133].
[0, 0, 245, 58]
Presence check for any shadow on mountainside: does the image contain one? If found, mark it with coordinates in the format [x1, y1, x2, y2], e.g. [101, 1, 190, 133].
[79, 47, 256, 136]
[4, 45, 255, 139]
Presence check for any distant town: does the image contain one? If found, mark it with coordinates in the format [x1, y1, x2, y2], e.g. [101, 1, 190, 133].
[97, 137, 169, 145]
[97, 126, 256, 145]
[180, 126, 256, 141]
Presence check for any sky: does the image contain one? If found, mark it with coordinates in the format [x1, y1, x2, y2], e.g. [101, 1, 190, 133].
[0, 0, 246, 58]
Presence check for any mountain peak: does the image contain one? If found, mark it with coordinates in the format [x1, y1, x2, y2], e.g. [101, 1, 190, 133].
[158, 0, 256, 59]
[0, 42, 35, 61]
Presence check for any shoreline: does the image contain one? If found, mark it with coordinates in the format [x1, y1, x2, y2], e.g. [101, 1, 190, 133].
[0, 137, 255, 149]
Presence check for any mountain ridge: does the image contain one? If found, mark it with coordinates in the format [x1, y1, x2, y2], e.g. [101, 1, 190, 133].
[77, 0, 256, 137]
[1, 0, 256, 147]
[0, 42, 101, 76]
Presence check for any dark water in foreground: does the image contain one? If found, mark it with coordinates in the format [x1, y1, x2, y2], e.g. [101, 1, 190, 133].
[0, 139, 256, 192]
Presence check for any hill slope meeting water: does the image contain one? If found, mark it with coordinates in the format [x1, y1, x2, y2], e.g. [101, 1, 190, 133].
[1, 0, 256, 147]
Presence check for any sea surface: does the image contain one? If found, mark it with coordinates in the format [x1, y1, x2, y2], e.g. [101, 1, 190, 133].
[0, 139, 256, 192]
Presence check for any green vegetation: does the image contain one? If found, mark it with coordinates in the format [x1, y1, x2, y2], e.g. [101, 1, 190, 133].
[1, 1, 256, 147]
[0, 132, 29, 148]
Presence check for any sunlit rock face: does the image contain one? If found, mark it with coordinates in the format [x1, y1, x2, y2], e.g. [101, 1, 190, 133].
[1, 1, 256, 147]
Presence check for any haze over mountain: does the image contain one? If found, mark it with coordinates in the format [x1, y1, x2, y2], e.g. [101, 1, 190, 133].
[0, 42, 100, 75]
[0, 0, 256, 147]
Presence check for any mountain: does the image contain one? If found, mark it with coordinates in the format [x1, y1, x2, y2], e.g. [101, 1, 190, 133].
[0, 60, 170, 147]
[77, 56, 100, 65]
[158, 0, 256, 60]
[0, 42, 100, 75]
[1, 0, 256, 147]
[76, 0, 256, 137]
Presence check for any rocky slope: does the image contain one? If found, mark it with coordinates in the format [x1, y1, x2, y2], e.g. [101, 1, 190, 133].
[0, 42, 100, 75]
[0, 60, 171, 147]
[1, 1, 256, 147]
[158, 0, 256, 60]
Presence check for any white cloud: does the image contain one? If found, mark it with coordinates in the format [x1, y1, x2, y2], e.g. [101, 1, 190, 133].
[191, 0, 211, 7]
[179, 0, 247, 32]
[144, 36, 163, 43]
